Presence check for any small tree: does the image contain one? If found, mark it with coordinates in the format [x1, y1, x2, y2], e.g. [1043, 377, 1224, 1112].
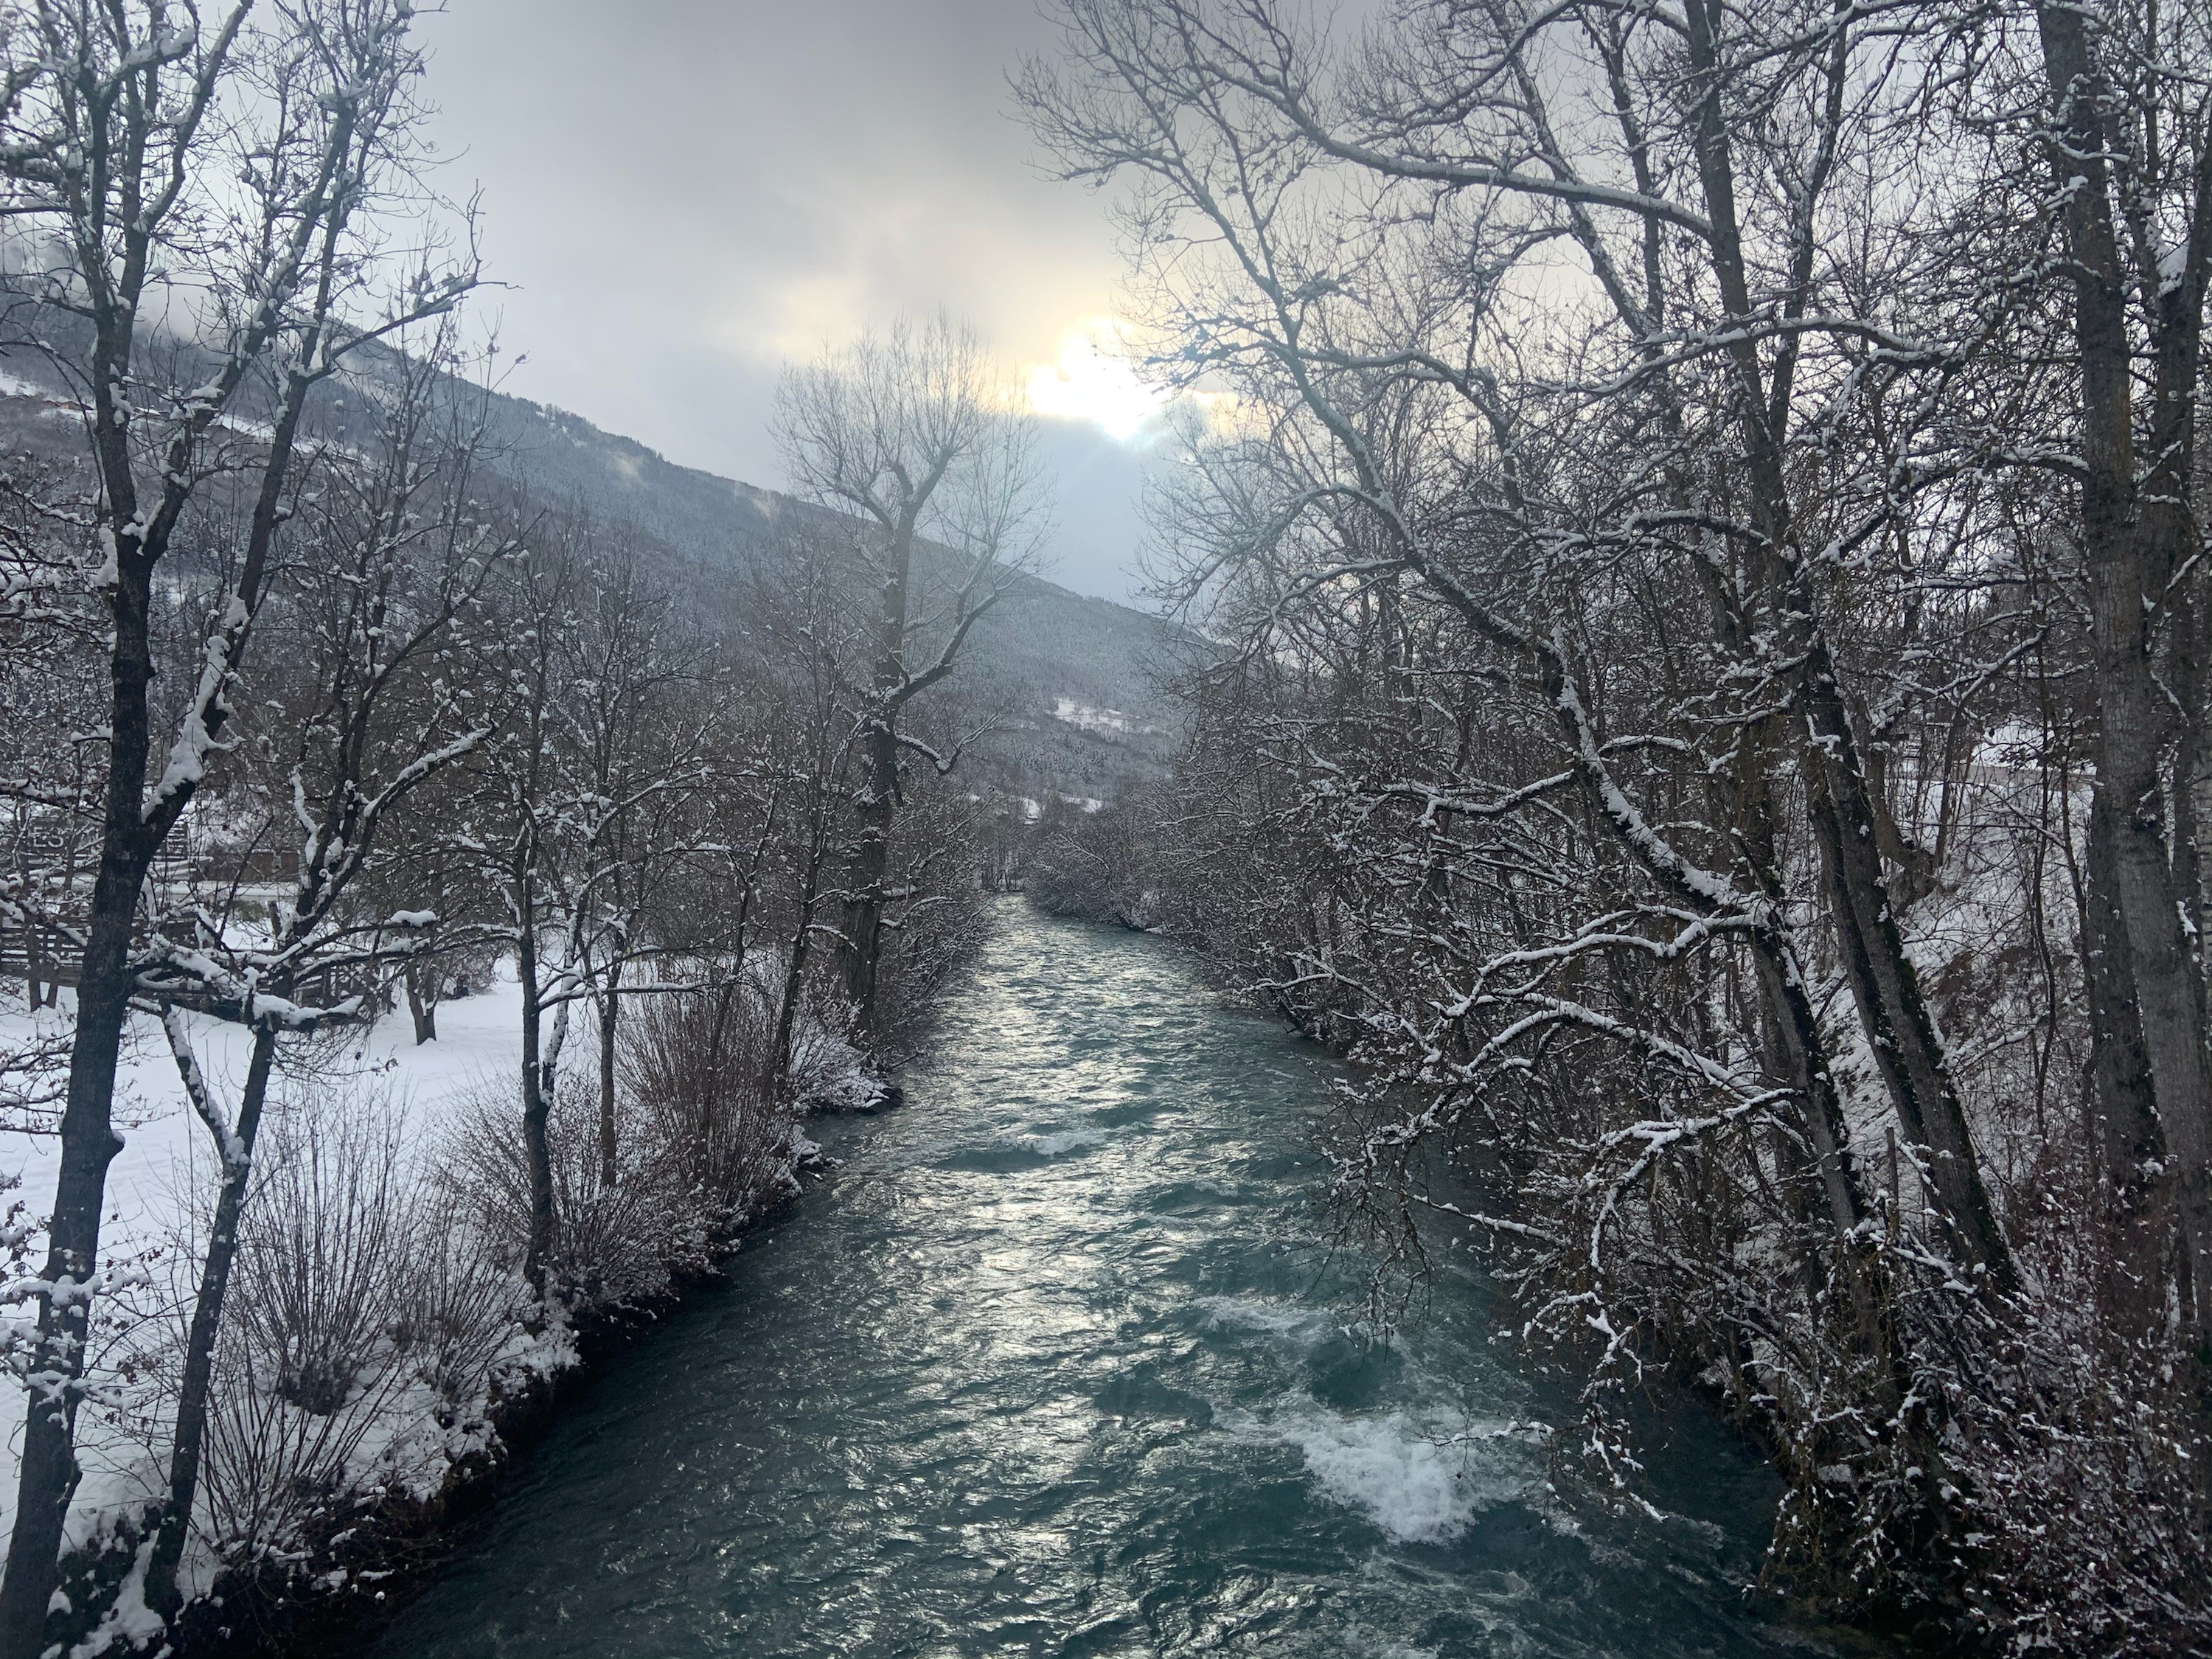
[136, 327, 515, 1621]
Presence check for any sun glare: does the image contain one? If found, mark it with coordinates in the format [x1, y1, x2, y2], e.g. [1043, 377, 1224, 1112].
[1023, 321, 1168, 442]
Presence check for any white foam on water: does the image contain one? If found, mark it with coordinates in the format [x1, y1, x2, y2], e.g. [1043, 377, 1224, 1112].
[1194, 1293, 1405, 1355]
[1341, 1631, 1441, 1659]
[1022, 1127, 1110, 1155]
[1222, 1397, 1529, 1544]
[1196, 1293, 1331, 1343]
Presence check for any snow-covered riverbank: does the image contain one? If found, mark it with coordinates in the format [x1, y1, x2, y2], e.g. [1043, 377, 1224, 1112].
[0, 964, 854, 1655]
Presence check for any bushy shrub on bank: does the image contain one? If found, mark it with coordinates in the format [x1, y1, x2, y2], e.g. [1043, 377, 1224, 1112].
[41, 950, 921, 1658]
[1023, 794, 1168, 933]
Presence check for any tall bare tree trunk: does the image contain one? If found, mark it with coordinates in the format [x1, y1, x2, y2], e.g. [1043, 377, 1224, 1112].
[1797, 664, 2014, 1287]
[597, 958, 622, 1188]
[779, 318, 1040, 1033]
[771, 807, 832, 1100]
[517, 880, 555, 1310]
[142, 1031, 278, 1616]
[405, 959, 439, 1045]
[843, 715, 898, 1022]
[842, 525, 915, 1028]
[1728, 705, 1895, 1366]
[0, 552, 158, 1659]
[2081, 785, 2165, 1170]
[1681, 0, 2012, 1288]
[2038, 0, 2212, 1326]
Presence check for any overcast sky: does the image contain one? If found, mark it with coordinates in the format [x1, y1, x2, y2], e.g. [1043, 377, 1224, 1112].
[415, 0, 1163, 604]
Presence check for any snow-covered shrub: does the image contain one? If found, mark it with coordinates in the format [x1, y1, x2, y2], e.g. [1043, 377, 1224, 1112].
[784, 1019, 884, 1114]
[395, 1182, 520, 1411]
[436, 1078, 695, 1313]
[626, 975, 798, 1217]
[201, 1100, 434, 1564]
[862, 791, 992, 1061]
[1940, 1305, 2211, 1649]
[1024, 792, 1162, 931]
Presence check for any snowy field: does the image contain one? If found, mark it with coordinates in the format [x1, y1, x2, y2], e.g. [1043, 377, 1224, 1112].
[0, 971, 536, 1596]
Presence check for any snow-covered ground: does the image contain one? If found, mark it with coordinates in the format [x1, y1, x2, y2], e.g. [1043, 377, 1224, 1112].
[1, 947, 863, 1655]
[1018, 793, 1107, 821]
[1051, 698, 1161, 739]
[0, 970, 535, 1595]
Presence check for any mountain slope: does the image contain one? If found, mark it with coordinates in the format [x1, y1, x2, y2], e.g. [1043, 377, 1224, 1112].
[0, 343, 1192, 801]
[470, 388, 1188, 800]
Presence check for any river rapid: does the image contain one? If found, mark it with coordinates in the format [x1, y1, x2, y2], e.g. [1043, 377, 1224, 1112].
[365, 900, 1826, 1659]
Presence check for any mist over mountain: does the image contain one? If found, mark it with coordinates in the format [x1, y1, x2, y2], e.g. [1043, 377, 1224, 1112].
[0, 335, 1190, 808]
[464, 386, 1189, 799]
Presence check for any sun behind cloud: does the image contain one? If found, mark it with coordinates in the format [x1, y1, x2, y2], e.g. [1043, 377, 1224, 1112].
[1023, 319, 1168, 441]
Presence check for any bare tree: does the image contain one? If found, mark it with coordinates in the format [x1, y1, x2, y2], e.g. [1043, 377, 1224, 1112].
[2028, 0, 2212, 1320]
[0, 3, 473, 1644]
[555, 538, 712, 1190]
[136, 326, 515, 1622]
[774, 315, 1047, 1029]
[443, 513, 721, 1305]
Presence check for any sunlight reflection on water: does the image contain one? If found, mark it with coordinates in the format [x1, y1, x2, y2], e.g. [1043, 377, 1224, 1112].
[364, 900, 1823, 1658]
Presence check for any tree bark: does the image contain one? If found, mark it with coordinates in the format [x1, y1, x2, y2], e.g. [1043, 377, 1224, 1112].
[517, 892, 555, 1310]
[0, 547, 159, 1659]
[842, 717, 897, 1022]
[770, 808, 832, 1102]
[2037, 0, 2212, 1326]
[405, 959, 439, 1045]
[0, 945, 128, 1658]
[841, 502, 918, 1030]
[1797, 656, 2015, 1288]
[2082, 789, 2166, 1195]
[597, 958, 622, 1189]
[141, 1030, 277, 1617]
[1680, 0, 2012, 1289]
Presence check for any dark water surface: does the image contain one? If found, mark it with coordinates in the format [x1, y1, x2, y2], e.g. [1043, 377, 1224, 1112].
[369, 902, 1825, 1658]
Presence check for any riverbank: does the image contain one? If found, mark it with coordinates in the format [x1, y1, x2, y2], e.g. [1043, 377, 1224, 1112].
[0, 973, 531, 1575]
[158, 1194, 819, 1659]
[1, 961, 874, 1659]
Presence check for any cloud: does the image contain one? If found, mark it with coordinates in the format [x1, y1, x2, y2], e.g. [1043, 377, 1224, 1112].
[1024, 319, 1172, 442]
[412, 0, 1158, 599]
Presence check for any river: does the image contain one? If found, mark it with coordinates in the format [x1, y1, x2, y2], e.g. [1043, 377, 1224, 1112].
[364, 900, 1825, 1658]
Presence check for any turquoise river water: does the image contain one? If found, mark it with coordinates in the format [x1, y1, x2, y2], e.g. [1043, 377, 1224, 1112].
[364, 901, 1829, 1658]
